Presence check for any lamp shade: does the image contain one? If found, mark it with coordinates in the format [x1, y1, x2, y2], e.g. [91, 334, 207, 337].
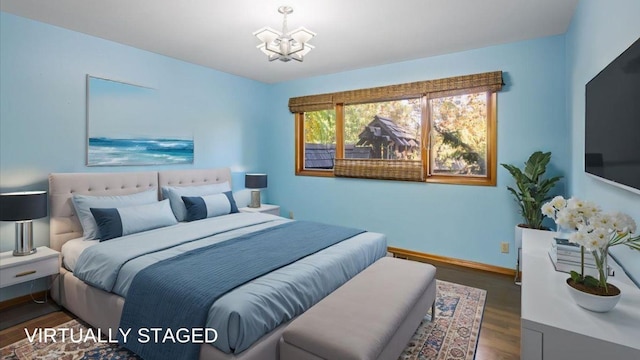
[0, 191, 48, 221]
[245, 174, 268, 189]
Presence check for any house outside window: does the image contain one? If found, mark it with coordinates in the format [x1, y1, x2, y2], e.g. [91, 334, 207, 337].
[345, 99, 422, 161]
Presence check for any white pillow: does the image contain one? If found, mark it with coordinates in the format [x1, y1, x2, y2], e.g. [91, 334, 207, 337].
[161, 182, 231, 221]
[90, 199, 178, 241]
[71, 189, 158, 240]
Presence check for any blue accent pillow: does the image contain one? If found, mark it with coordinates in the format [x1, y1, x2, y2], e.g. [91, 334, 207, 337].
[90, 199, 177, 241]
[181, 191, 238, 222]
[72, 189, 158, 240]
[161, 182, 231, 221]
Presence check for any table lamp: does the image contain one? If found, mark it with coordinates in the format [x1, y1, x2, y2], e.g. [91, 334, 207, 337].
[0, 191, 47, 256]
[245, 173, 267, 208]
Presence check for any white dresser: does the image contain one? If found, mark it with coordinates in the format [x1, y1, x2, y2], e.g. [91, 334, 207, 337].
[521, 229, 640, 359]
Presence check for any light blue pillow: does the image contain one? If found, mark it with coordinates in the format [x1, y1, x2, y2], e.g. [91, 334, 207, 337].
[90, 199, 177, 241]
[161, 182, 231, 221]
[72, 189, 158, 240]
[182, 191, 239, 222]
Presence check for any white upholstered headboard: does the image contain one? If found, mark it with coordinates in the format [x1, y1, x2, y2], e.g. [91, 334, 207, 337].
[157, 168, 231, 190]
[48, 168, 232, 251]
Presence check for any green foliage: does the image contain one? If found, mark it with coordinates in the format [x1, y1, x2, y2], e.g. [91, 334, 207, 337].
[501, 151, 563, 229]
[439, 130, 484, 174]
[570, 271, 605, 289]
[430, 93, 487, 175]
[304, 110, 336, 144]
[569, 271, 582, 282]
[583, 275, 601, 288]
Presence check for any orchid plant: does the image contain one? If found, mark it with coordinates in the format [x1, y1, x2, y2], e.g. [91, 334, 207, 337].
[542, 196, 640, 293]
[541, 196, 599, 231]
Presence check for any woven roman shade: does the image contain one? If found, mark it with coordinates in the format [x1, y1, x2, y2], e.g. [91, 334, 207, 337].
[334, 159, 424, 182]
[288, 71, 502, 113]
[289, 94, 334, 113]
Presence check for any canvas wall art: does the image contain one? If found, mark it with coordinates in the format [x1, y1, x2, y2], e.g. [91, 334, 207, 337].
[87, 76, 194, 166]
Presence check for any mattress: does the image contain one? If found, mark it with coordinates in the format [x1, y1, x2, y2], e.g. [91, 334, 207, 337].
[70, 212, 387, 354]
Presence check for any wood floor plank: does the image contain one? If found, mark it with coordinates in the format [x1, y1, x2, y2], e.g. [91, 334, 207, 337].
[0, 310, 74, 348]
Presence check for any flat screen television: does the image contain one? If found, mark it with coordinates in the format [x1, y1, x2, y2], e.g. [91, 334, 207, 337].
[585, 37, 640, 195]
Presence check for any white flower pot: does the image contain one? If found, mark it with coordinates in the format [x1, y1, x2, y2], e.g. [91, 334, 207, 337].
[566, 280, 621, 312]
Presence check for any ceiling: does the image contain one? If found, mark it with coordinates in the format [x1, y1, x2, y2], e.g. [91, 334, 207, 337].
[0, 0, 579, 84]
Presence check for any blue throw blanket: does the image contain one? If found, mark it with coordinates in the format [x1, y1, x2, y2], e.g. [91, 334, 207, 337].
[118, 220, 364, 360]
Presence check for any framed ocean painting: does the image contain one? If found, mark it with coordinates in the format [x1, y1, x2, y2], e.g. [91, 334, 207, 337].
[86, 76, 194, 166]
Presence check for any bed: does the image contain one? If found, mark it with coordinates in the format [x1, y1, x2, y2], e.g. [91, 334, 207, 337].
[49, 168, 387, 360]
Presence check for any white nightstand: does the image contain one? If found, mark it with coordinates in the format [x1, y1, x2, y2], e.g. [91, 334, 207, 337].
[0, 246, 60, 288]
[239, 204, 281, 216]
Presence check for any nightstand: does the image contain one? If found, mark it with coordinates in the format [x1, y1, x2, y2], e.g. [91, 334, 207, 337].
[0, 246, 60, 288]
[239, 204, 281, 216]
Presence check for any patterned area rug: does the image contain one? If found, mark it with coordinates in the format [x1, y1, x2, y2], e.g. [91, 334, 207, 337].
[0, 280, 485, 360]
[400, 280, 487, 360]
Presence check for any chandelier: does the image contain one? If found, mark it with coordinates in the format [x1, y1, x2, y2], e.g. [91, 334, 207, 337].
[253, 6, 316, 62]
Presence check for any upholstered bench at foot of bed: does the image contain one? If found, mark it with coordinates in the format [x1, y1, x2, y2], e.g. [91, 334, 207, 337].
[279, 257, 437, 360]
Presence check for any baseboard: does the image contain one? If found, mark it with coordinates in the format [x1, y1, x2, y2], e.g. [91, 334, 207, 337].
[0, 291, 48, 311]
[387, 246, 516, 276]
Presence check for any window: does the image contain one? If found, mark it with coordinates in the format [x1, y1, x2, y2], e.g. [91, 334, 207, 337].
[292, 71, 501, 185]
[300, 110, 337, 171]
[429, 92, 491, 176]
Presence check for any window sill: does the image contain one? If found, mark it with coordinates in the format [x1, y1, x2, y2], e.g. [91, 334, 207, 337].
[295, 169, 335, 178]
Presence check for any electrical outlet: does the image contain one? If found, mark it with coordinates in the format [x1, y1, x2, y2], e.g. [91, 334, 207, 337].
[289, 211, 294, 219]
[501, 242, 509, 253]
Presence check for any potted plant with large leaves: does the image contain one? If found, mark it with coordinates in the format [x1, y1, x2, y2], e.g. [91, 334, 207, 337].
[502, 151, 563, 230]
[502, 151, 563, 278]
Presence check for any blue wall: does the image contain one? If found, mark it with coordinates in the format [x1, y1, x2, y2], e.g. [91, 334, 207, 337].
[0, 12, 269, 300]
[0, 11, 270, 248]
[565, 0, 640, 219]
[4, 0, 637, 302]
[264, 36, 569, 269]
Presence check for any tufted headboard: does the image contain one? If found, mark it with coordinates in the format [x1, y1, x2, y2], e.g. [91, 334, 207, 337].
[48, 168, 232, 251]
[157, 168, 231, 191]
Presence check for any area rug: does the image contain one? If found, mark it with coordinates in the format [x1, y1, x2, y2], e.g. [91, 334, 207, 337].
[400, 280, 486, 360]
[0, 280, 485, 360]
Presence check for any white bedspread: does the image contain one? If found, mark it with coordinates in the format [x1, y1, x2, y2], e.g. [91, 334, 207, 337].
[61, 237, 98, 271]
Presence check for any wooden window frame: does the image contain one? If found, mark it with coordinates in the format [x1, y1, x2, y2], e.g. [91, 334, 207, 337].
[425, 92, 497, 186]
[293, 72, 501, 186]
[295, 106, 343, 177]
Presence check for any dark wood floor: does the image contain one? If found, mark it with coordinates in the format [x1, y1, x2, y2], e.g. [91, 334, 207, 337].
[427, 259, 521, 360]
[0, 259, 521, 359]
